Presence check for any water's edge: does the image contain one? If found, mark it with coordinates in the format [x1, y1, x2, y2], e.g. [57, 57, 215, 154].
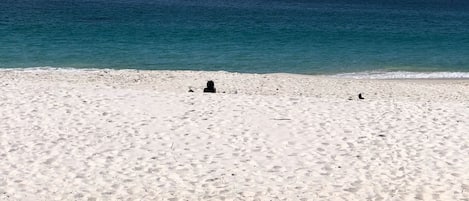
[2, 67, 469, 79]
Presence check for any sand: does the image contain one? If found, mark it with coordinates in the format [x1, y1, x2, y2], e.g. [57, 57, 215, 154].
[1, 69, 469, 200]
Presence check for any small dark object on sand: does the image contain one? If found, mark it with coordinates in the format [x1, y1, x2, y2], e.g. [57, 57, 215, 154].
[188, 88, 194, 92]
[203, 81, 216, 93]
[358, 93, 365, 99]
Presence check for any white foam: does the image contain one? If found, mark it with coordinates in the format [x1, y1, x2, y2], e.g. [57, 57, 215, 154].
[0, 66, 114, 72]
[333, 71, 469, 79]
[0, 67, 144, 74]
[2, 67, 469, 79]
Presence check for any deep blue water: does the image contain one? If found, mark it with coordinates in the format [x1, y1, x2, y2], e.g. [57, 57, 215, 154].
[1, 0, 469, 74]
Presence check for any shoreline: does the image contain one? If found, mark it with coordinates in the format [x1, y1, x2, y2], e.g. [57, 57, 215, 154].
[2, 67, 469, 79]
[1, 69, 469, 200]
[2, 69, 468, 102]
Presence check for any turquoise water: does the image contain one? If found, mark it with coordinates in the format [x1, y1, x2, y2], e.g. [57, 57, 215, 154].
[1, 0, 469, 75]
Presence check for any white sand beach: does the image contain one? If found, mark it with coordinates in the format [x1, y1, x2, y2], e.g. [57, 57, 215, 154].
[1, 69, 469, 200]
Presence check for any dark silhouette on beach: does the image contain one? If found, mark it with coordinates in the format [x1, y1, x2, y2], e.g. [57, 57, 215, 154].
[204, 81, 216, 93]
[358, 93, 365, 99]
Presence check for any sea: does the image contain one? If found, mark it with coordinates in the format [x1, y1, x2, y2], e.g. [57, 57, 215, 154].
[1, 0, 469, 78]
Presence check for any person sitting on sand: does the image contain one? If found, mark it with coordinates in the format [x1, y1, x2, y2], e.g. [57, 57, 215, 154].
[203, 80, 216, 93]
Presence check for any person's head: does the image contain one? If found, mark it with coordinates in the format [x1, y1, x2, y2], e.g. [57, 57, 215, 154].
[207, 80, 214, 88]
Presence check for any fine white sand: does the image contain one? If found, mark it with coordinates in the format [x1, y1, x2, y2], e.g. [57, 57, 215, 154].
[1, 69, 469, 200]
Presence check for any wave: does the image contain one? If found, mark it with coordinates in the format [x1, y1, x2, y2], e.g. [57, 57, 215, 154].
[2, 67, 469, 79]
[0, 66, 136, 73]
[333, 71, 469, 79]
